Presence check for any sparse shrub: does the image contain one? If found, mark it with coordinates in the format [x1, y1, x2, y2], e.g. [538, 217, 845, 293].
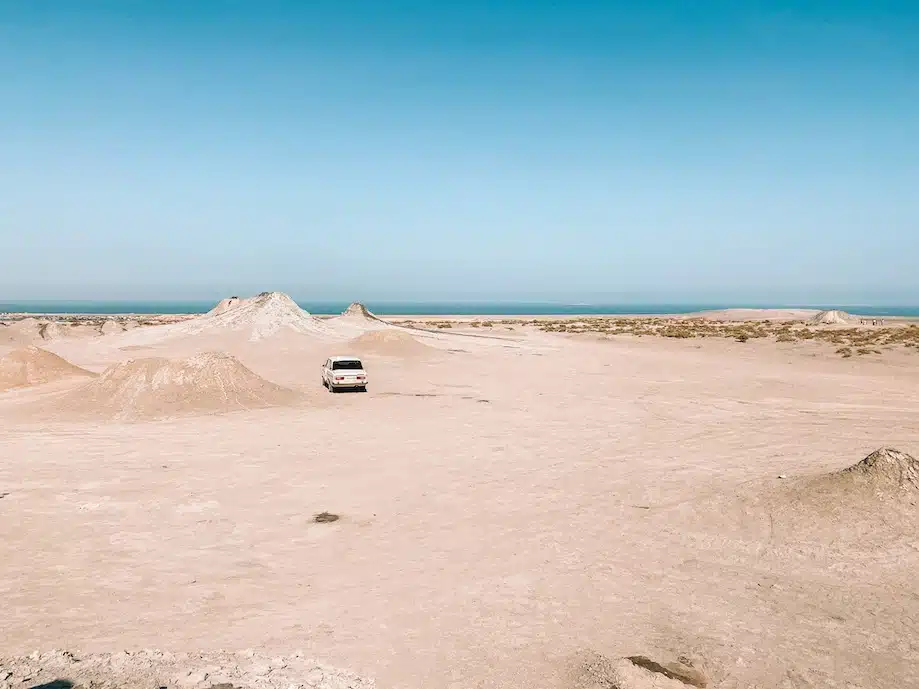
[836, 346, 853, 358]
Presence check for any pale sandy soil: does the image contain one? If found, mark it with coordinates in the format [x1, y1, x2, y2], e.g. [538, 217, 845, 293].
[2, 297, 918, 689]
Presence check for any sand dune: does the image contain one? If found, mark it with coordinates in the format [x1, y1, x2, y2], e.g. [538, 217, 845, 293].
[49, 351, 301, 420]
[0, 346, 95, 391]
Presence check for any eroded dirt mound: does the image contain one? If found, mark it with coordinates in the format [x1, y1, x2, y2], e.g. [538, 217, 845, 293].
[809, 309, 858, 325]
[53, 352, 300, 420]
[99, 319, 124, 335]
[350, 329, 433, 357]
[38, 321, 63, 340]
[0, 346, 95, 391]
[0, 649, 374, 689]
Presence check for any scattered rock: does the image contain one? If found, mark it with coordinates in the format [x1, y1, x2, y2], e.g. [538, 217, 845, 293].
[313, 512, 340, 524]
[626, 655, 708, 687]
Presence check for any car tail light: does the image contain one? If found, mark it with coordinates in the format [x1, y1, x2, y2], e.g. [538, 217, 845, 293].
[334, 376, 344, 381]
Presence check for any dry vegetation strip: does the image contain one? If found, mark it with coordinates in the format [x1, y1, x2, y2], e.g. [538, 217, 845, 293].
[402, 318, 919, 357]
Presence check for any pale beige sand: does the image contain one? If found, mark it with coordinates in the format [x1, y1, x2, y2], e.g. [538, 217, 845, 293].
[2, 309, 919, 689]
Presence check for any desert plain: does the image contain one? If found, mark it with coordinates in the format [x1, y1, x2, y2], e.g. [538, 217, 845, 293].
[2, 295, 919, 689]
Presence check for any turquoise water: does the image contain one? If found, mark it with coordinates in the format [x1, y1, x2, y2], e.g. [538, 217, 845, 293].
[2, 300, 918, 317]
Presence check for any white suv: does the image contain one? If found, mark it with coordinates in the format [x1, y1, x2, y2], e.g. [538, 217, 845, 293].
[322, 356, 368, 392]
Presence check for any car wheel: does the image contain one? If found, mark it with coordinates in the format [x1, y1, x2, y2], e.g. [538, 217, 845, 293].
[360, 385, 367, 393]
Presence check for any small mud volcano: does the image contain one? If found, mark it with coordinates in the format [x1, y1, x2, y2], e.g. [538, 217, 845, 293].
[0, 346, 95, 391]
[341, 302, 380, 320]
[808, 309, 859, 325]
[789, 447, 919, 510]
[50, 352, 301, 421]
[350, 329, 433, 357]
[704, 448, 919, 551]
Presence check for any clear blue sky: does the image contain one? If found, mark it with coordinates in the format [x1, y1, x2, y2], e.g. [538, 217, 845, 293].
[1, 1, 917, 303]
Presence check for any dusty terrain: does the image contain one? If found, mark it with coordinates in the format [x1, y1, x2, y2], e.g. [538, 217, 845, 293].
[2, 297, 918, 689]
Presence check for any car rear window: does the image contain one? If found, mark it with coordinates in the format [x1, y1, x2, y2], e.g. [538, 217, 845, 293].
[332, 360, 363, 370]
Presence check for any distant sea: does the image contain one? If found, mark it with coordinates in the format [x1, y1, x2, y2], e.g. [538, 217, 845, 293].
[2, 301, 919, 317]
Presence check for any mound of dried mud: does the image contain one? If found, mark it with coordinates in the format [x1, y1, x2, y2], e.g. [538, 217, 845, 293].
[694, 448, 919, 552]
[0, 650, 374, 689]
[52, 352, 300, 420]
[790, 447, 919, 507]
[350, 329, 432, 357]
[809, 309, 859, 325]
[0, 346, 95, 391]
[340, 302, 379, 320]
[112, 292, 336, 347]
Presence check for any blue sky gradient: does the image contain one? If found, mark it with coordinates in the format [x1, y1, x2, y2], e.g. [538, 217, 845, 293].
[1, 1, 917, 302]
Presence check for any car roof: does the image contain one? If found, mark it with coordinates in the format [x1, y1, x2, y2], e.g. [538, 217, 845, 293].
[329, 355, 362, 362]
